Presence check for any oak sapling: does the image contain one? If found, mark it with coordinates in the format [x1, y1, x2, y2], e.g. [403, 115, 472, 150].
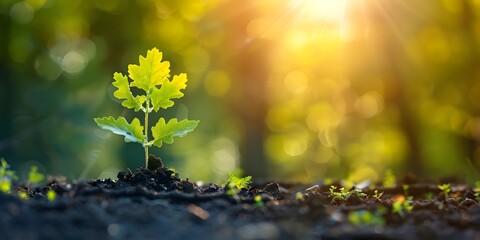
[94, 48, 199, 168]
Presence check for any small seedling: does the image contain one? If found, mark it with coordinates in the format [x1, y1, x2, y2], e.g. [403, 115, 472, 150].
[351, 189, 367, 198]
[0, 158, 17, 193]
[47, 189, 57, 201]
[17, 190, 28, 200]
[224, 172, 252, 205]
[254, 195, 264, 207]
[329, 186, 349, 200]
[392, 196, 413, 217]
[437, 183, 451, 199]
[295, 192, 304, 201]
[95, 48, 199, 168]
[373, 190, 383, 200]
[227, 172, 252, 190]
[28, 166, 44, 184]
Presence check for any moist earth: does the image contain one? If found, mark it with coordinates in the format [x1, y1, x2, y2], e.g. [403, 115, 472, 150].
[1, 155, 479, 240]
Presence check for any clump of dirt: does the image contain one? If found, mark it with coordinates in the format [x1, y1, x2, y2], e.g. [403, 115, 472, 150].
[1, 155, 479, 239]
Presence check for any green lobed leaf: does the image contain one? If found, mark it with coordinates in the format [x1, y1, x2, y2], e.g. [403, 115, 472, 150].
[112, 72, 146, 111]
[128, 48, 170, 92]
[151, 118, 199, 147]
[94, 116, 145, 143]
[151, 73, 187, 111]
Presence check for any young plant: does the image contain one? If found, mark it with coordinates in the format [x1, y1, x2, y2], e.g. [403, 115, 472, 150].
[228, 173, 252, 190]
[94, 48, 199, 168]
[329, 185, 349, 200]
[437, 183, 451, 199]
[0, 158, 17, 193]
[373, 190, 383, 200]
[28, 166, 44, 184]
[392, 196, 413, 217]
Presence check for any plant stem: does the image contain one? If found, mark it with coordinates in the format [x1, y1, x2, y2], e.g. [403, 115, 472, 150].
[145, 95, 150, 169]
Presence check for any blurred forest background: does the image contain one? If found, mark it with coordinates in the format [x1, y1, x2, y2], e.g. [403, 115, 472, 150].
[1, 0, 480, 183]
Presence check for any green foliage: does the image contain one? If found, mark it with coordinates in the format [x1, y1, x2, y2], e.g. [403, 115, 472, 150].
[95, 117, 145, 143]
[437, 183, 451, 199]
[0, 158, 17, 193]
[348, 209, 385, 226]
[329, 186, 349, 200]
[18, 190, 28, 200]
[351, 189, 367, 198]
[94, 48, 199, 168]
[28, 166, 45, 184]
[47, 190, 57, 201]
[295, 192, 304, 201]
[151, 118, 199, 147]
[227, 172, 252, 190]
[392, 196, 413, 217]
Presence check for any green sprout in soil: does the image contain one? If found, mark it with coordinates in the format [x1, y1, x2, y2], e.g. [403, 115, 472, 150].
[295, 192, 304, 201]
[329, 186, 349, 200]
[226, 172, 252, 196]
[94, 48, 199, 168]
[0, 158, 17, 193]
[392, 196, 413, 217]
[18, 190, 28, 200]
[373, 190, 383, 200]
[351, 189, 367, 198]
[437, 183, 451, 199]
[28, 166, 44, 185]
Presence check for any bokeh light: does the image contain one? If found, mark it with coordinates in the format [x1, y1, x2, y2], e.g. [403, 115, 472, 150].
[1, 0, 479, 183]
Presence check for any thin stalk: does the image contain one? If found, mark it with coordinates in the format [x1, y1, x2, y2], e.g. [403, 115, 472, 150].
[144, 95, 150, 168]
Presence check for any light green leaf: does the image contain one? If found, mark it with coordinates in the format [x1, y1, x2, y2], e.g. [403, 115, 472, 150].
[112, 72, 146, 112]
[151, 118, 199, 147]
[94, 116, 145, 143]
[151, 73, 187, 111]
[28, 166, 44, 184]
[128, 48, 170, 92]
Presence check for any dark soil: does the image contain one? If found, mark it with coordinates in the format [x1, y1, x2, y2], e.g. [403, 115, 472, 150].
[1, 155, 479, 240]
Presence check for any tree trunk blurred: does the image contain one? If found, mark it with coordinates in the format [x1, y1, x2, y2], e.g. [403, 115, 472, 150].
[222, 1, 271, 178]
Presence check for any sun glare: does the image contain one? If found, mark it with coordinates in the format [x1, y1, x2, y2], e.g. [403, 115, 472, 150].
[292, 0, 349, 24]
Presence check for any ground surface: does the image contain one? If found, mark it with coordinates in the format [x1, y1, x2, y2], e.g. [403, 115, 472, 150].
[1, 155, 480, 240]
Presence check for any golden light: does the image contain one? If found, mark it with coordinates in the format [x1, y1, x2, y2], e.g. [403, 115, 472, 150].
[290, 0, 349, 24]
